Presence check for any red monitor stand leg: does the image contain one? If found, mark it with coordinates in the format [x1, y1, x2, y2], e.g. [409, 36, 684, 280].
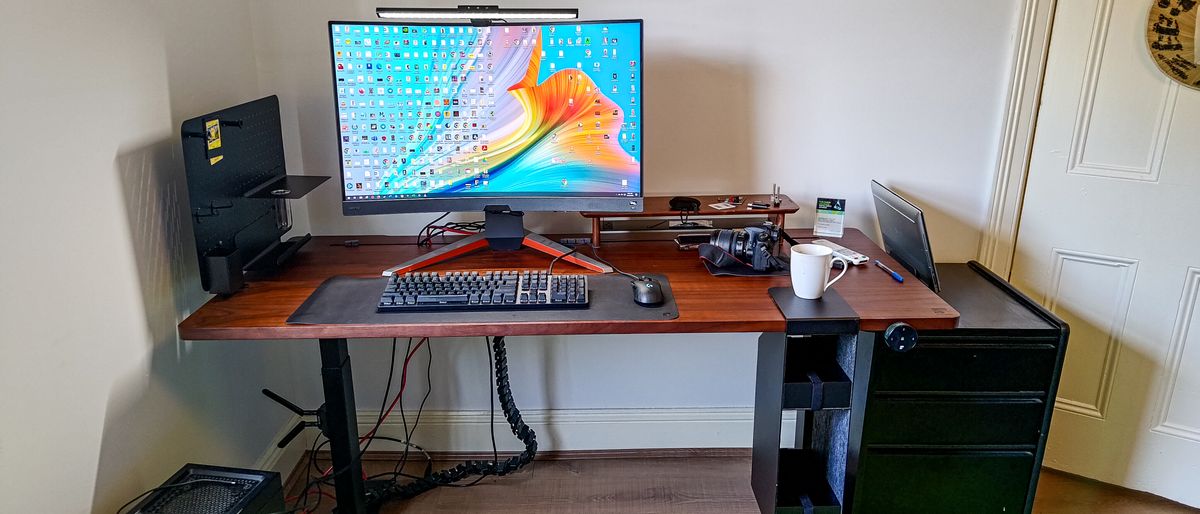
[381, 231, 613, 276]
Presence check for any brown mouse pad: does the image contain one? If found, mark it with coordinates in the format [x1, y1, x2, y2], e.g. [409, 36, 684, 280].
[288, 273, 679, 325]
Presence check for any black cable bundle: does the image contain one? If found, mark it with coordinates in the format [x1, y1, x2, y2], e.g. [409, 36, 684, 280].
[414, 212, 486, 247]
[367, 335, 537, 506]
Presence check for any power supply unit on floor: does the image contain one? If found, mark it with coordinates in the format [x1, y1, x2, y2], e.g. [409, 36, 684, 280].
[126, 463, 284, 514]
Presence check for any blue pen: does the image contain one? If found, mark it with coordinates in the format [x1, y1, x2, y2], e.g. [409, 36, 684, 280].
[874, 260, 904, 283]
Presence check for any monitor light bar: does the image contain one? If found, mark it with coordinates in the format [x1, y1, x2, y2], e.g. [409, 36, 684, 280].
[376, 5, 579, 20]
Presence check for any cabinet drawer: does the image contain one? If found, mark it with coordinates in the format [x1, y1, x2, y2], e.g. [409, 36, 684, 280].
[871, 343, 1058, 393]
[862, 398, 1045, 446]
[852, 450, 1035, 514]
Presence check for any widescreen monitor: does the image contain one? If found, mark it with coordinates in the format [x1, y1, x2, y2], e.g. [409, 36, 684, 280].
[328, 20, 644, 215]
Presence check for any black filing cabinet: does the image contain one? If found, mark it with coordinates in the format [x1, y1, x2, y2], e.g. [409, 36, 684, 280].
[753, 261, 1068, 514]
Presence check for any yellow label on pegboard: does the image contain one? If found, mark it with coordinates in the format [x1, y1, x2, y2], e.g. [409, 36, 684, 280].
[205, 119, 223, 165]
[205, 119, 222, 150]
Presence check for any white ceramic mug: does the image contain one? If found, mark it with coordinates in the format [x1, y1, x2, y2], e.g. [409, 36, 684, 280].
[790, 244, 849, 299]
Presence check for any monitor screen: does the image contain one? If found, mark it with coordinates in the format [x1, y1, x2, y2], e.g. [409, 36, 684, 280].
[328, 20, 644, 214]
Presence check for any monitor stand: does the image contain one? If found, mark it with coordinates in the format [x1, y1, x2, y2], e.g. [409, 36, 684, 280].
[382, 206, 614, 276]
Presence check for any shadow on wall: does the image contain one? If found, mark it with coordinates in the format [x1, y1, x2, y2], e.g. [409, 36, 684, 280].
[289, 52, 758, 236]
[93, 137, 304, 511]
[88, 140, 263, 510]
[90, 140, 211, 510]
[89, 79, 304, 514]
[89, 2, 307, 510]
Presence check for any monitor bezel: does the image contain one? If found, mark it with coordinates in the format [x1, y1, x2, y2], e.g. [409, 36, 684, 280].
[327, 19, 645, 215]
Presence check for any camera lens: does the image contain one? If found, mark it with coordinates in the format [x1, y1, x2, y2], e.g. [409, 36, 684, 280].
[710, 228, 764, 261]
[732, 232, 749, 258]
[710, 229, 733, 253]
[706, 225, 780, 271]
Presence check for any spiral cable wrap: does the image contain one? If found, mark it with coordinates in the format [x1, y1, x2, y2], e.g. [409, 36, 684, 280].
[369, 336, 537, 506]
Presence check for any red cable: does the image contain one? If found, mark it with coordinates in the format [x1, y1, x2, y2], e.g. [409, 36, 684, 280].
[320, 337, 429, 477]
[361, 337, 427, 440]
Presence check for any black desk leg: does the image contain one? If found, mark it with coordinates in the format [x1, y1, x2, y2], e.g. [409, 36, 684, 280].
[751, 332, 786, 514]
[319, 338, 368, 514]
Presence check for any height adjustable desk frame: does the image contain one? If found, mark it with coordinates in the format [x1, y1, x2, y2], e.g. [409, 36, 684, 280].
[179, 229, 959, 514]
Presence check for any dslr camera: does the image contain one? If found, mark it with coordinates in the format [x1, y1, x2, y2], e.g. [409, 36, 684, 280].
[708, 222, 783, 271]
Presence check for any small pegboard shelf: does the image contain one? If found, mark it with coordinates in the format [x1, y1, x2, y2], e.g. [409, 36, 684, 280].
[180, 95, 329, 295]
[243, 174, 331, 199]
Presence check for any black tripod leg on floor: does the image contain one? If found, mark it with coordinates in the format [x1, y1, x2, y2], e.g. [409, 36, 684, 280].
[319, 338, 370, 514]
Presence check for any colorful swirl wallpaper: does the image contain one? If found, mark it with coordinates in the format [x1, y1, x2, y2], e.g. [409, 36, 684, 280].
[330, 21, 642, 200]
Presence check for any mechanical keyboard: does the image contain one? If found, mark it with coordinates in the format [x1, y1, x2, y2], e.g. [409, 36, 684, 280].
[377, 271, 590, 312]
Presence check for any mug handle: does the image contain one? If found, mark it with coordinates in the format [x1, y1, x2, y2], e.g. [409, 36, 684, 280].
[825, 257, 849, 290]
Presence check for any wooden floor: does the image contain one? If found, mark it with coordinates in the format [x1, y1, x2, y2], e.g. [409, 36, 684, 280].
[287, 452, 1198, 513]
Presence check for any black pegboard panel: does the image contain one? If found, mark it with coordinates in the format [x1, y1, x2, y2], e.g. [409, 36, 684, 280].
[180, 96, 292, 291]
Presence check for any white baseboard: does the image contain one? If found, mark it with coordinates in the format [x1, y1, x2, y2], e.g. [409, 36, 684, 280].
[254, 408, 798, 481]
[253, 414, 307, 481]
[354, 407, 798, 453]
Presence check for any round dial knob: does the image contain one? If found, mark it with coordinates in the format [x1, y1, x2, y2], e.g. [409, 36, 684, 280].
[884, 322, 918, 352]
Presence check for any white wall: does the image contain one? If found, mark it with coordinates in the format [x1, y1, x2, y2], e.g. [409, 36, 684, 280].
[0, 1, 306, 512]
[252, 0, 1022, 443]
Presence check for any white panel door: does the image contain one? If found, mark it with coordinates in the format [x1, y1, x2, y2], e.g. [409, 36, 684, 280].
[1010, 0, 1200, 506]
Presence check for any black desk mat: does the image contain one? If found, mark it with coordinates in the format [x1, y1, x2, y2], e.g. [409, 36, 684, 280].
[288, 273, 679, 325]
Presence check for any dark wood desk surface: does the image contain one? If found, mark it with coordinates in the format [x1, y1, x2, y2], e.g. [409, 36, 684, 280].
[178, 228, 958, 340]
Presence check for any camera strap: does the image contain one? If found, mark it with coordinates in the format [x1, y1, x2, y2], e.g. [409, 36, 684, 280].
[697, 243, 749, 269]
[778, 230, 803, 247]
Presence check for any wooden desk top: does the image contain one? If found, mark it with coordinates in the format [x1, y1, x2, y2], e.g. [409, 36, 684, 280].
[581, 194, 799, 218]
[178, 228, 958, 340]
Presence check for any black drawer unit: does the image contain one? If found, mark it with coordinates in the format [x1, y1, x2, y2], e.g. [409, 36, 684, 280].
[868, 342, 1059, 394]
[755, 261, 1068, 514]
[860, 397, 1046, 446]
[853, 449, 1037, 514]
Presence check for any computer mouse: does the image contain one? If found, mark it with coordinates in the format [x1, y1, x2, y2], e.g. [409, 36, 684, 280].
[631, 277, 665, 307]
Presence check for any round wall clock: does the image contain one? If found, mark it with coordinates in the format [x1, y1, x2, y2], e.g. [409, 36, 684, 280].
[1148, 0, 1200, 89]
